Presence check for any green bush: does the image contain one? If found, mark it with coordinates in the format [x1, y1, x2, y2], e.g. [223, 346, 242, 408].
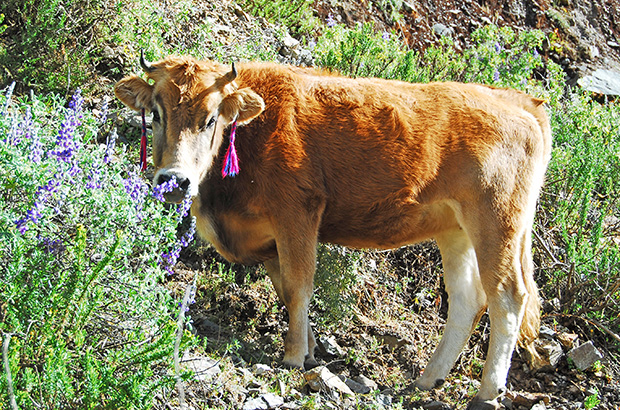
[0, 87, 195, 408]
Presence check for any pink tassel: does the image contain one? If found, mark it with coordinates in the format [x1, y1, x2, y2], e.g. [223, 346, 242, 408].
[222, 120, 239, 178]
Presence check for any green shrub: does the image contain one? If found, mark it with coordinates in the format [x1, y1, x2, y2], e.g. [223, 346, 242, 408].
[0, 87, 195, 408]
[241, 0, 318, 35]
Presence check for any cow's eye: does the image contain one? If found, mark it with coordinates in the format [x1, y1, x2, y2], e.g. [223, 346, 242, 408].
[206, 115, 216, 129]
[152, 110, 161, 123]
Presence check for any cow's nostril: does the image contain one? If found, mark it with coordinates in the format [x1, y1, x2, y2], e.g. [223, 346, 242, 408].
[178, 177, 190, 192]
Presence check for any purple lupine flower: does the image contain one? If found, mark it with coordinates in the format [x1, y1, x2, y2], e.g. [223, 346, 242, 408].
[176, 192, 192, 223]
[86, 164, 102, 189]
[1, 81, 15, 117]
[178, 217, 196, 247]
[103, 129, 118, 164]
[98, 100, 109, 124]
[533, 48, 539, 59]
[382, 31, 390, 40]
[152, 175, 178, 202]
[493, 69, 500, 82]
[326, 14, 337, 27]
[123, 171, 148, 219]
[39, 236, 66, 256]
[494, 42, 501, 53]
[160, 217, 196, 275]
[29, 134, 43, 163]
[15, 175, 63, 233]
[51, 89, 84, 164]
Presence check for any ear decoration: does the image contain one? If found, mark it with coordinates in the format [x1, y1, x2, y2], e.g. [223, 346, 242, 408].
[221, 116, 239, 178]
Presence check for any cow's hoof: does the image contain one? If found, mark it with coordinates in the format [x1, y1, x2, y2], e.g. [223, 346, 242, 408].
[281, 360, 304, 370]
[466, 398, 500, 410]
[304, 357, 319, 370]
[414, 378, 445, 391]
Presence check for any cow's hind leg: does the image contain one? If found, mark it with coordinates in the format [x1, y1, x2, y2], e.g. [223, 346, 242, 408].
[468, 231, 533, 409]
[264, 258, 318, 368]
[415, 228, 487, 390]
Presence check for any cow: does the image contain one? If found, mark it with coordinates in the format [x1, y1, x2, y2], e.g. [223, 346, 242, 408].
[114, 53, 551, 409]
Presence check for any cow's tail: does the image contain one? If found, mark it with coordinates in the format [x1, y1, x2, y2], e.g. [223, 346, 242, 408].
[518, 220, 541, 361]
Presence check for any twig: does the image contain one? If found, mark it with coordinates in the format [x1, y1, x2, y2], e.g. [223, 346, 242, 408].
[3, 332, 19, 410]
[174, 270, 198, 409]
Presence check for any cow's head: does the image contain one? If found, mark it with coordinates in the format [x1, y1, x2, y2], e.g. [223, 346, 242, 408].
[114, 53, 265, 202]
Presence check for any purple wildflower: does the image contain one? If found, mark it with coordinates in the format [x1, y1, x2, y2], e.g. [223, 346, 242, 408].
[103, 129, 118, 164]
[15, 176, 62, 233]
[152, 175, 178, 202]
[29, 134, 43, 163]
[533, 48, 539, 59]
[326, 14, 337, 27]
[493, 69, 500, 82]
[382, 31, 390, 40]
[160, 216, 196, 275]
[123, 171, 148, 220]
[494, 42, 501, 53]
[51, 89, 84, 164]
[86, 164, 102, 189]
[98, 100, 109, 124]
[39, 236, 66, 256]
[176, 192, 193, 223]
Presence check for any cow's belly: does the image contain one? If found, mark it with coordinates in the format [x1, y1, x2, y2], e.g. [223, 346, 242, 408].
[319, 201, 460, 250]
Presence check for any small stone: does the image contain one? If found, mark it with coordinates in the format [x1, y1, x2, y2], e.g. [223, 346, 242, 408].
[338, 375, 370, 394]
[422, 400, 451, 410]
[181, 353, 221, 381]
[375, 394, 392, 407]
[353, 374, 378, 391]
[402, 1, 415, 13]
[253, 363, 273, 375]
[531, 402, 547, 410]
[557, 332, 578, 349]
[432, 23, 454, 37]
[568, 341, 604, 371]
[319, 335, 345, 357]
[243, 397, 268, 410]
[304, 366, 354, 396]
[261, 392, 284, 408]
[539, 325, 556, 339]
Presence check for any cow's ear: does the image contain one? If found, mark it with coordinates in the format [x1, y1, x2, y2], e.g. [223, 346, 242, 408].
[220, 88, 265, 125]
[114, 75, 154, 111]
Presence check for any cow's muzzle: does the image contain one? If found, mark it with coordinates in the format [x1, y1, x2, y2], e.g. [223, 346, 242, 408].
[154, 171, 191, 203]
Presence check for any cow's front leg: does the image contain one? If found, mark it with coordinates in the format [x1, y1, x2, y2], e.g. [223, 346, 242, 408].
[268, 201, 324, 369]
[265, 257, 318, 368]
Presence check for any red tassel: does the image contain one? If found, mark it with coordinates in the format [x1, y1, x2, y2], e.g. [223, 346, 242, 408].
[222, 120, 239, 178]
[140, 109, 148, 171]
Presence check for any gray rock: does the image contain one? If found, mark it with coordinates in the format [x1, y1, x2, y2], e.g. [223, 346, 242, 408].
[568, 341, 603, 370]
[338, 375, 370, 394]
[319, 335, 345, 357]
[252, 363, 273, 375]
[181, 353, 221, 381]
[243, 397, 268, 410]
[402, 1, 415, 13]
[353, 374, 378, 391]
[432, 23, 454, 37]
[578, 69, 620, 96]
[422, 400, 451, 410]
[304, 366, 354, 396]
[261, 392, 284, 408]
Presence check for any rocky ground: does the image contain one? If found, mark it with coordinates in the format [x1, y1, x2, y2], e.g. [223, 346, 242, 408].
[108, 1, 620, 409]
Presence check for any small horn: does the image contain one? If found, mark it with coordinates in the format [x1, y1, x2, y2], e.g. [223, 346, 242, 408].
[221, 63, 237, 85]
[140, 49, 154, 73]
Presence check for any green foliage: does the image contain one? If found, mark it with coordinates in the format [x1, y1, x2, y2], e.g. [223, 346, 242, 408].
[313, 244, 362, 327]
[0, 89, 194, 408]
[541, 92, 620, 317]
[241, 0, 318, 35]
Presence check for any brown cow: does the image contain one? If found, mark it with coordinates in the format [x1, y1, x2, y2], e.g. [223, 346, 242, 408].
[115, 54, 551, 409]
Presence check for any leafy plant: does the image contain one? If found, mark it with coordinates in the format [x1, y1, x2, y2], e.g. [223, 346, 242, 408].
[0, 86, 196, 408]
